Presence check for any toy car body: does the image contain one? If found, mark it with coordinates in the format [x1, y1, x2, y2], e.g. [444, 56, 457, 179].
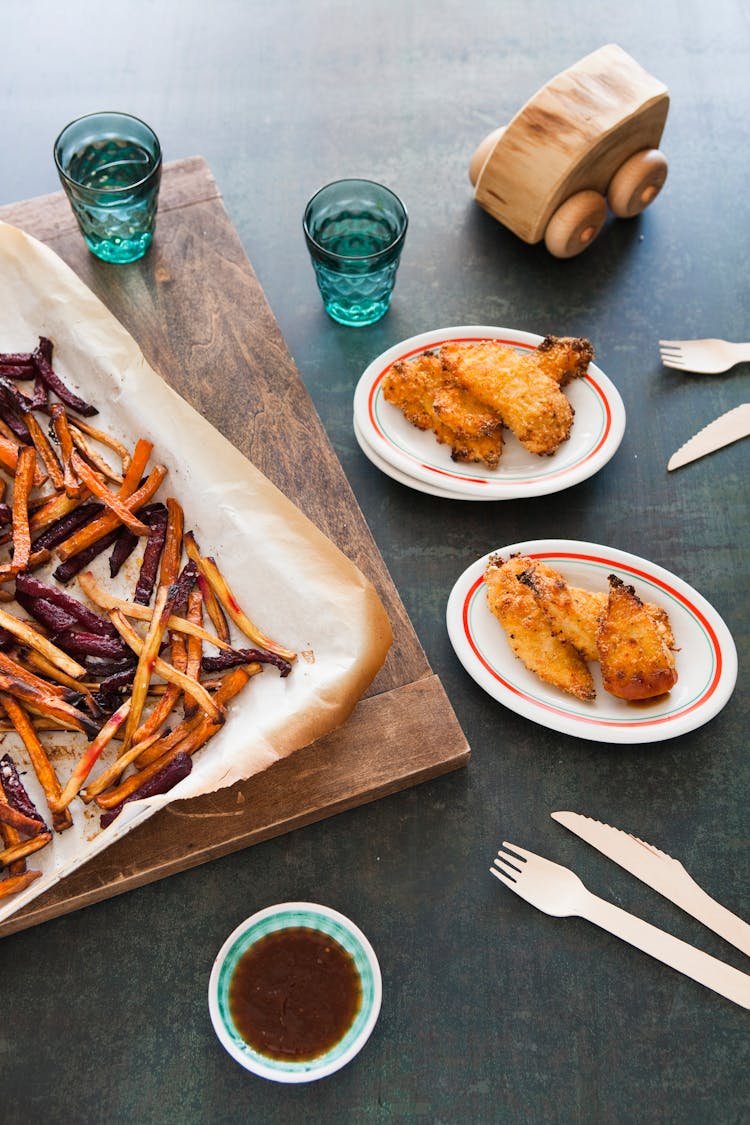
[469, 44, 669, 257]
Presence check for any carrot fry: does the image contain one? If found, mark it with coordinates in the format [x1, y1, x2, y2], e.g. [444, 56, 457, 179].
[0, 445, 36, 576]
[70, 452, 150, 536]
[132, 665, 256, 768]
[22, 411, 64, 490]
[0, 692, 74, 830]
[108, 610, 220, 721]
[51, 699, 132, 811]
[159, 498, 184, 586]
[184, 531, 296, 661]
[50, 403, 83, 498]
[0, 799, 45, 835]
[0, 605, 86, 678]
[0, 432, 46, 488]
[0, 869, 42, 897]
[55, 463, 166, 562]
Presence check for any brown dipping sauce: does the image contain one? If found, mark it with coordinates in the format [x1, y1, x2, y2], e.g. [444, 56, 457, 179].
[228, 927, 362, 1061]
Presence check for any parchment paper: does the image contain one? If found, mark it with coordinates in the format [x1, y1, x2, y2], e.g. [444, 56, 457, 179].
[0, 221, 392, 925]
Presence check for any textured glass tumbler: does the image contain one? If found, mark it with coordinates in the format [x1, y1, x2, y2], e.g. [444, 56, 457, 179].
[303, 179, 408, 327]
[54, 111, 162, 264]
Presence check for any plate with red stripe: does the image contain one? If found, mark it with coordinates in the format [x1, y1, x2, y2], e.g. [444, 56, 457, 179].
[352, 326, 625, 499]
[446, 540, 737, 743]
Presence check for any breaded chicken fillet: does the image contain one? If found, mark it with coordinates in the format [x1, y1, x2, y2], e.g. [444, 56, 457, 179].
[597, 575, 678, 700]
[382, 351, 505, 468]
[484, 554, 595, 701]
[518, 559, 675, 664]
[441, 336, 590, 456]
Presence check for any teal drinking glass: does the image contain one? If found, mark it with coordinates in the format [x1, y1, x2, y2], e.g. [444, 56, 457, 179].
[303, 179, 408, 327]
[54, 111, 162, 264]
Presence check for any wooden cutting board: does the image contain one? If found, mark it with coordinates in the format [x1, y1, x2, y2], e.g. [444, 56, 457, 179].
[0, 157, 470, 936]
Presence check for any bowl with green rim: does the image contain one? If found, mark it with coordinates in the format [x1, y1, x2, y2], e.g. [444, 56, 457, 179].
[208, 902, 382, 1082]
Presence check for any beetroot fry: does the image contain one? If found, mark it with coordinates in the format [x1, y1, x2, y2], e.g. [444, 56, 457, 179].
[99, 751, 193, 829]
[32, 337, 97, 417]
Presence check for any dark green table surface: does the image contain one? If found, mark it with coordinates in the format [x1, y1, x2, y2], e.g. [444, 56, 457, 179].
[2, 3, 749, 1123]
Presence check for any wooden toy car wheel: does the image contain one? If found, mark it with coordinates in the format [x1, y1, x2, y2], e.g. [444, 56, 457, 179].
[607, 148, 668, 218]
[543, 190, 608, 258]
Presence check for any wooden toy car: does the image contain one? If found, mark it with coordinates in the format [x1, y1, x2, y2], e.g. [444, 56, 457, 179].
[469, 44, 669, 258]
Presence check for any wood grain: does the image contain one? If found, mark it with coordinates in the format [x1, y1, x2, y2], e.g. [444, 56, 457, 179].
[473, 44, 669, 244]
[0, 158, 469, 935]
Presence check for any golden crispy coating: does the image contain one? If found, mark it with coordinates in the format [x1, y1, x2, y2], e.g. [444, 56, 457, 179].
[518, 560, 604, 662]
[535, 335, 595, 386]
[519, 559, 676, 662]
[597, 575, 678, 700]
[382, 351, 504, 468]
[484, 555, 596, 702]
[441, 339, 575, 456]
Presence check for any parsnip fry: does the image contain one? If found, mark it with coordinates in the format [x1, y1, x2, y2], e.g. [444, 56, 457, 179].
[109, 610, 220, 721]
[52, 699, 132, 811]
[120, 586, 173, 750]
[77, 570, 232, 650]
[0, 674, 98, 740]
[131, 632, 186, 748]
[183, 587, 204, 719]
[0, 605, 86, 678]
[184, 531, 296, 661]
[68, 424, 123, 485]
[68, 416, 132, 473]
[0, 832, 52, 866]
[196, 573, 230, 644]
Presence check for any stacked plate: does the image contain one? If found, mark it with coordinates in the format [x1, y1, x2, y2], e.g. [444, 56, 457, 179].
[353, 326, 626, 500]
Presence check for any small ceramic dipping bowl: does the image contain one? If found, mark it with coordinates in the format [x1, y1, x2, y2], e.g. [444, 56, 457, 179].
[208, 902, 382, 1083]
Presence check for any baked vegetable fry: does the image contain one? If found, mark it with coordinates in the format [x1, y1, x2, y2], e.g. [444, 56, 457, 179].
[108, 610, 221, 721]
[184, 531, 296, 662]
[95, 666, 254, 808]
[55, 463, 167, 563]
[0, 693, 73, 831]
[51, 699, 132, 812]
[76, 570, 231, 650]
[0, 869, 42, 897]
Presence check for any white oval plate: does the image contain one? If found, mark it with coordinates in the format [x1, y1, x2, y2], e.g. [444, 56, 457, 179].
[446, 540, 737, 744]
[354, 417, 472, 499]
[353, 326, 626, 500]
